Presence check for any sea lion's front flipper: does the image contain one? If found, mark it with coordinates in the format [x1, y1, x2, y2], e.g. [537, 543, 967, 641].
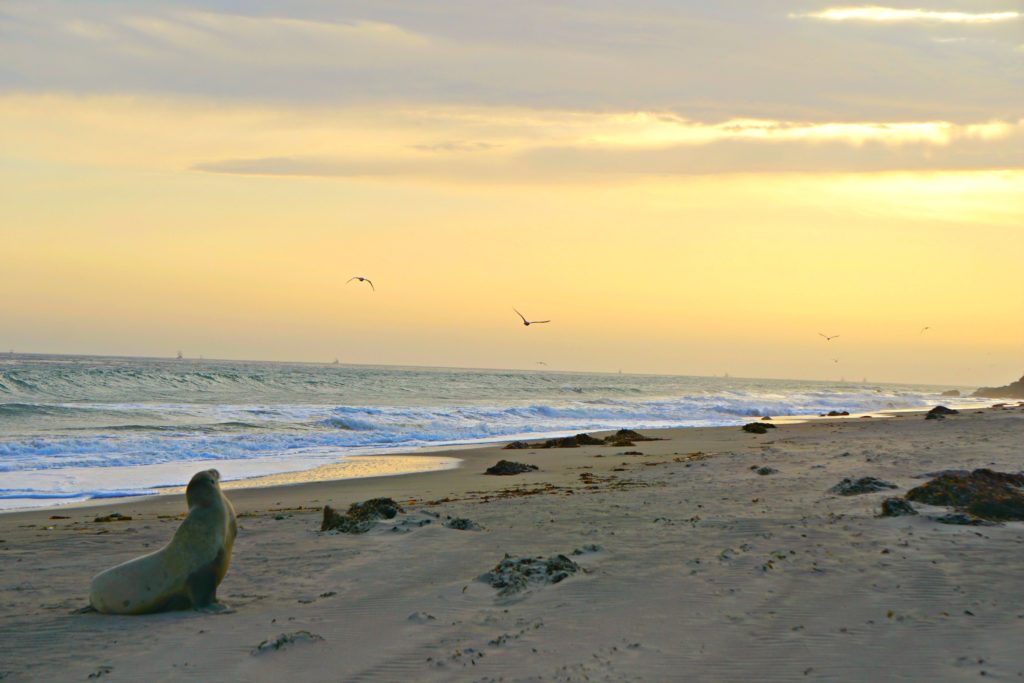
[186, 560, 220, 609]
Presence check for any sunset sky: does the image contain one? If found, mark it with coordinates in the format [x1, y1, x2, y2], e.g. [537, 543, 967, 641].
[1, 1, 1021, 385]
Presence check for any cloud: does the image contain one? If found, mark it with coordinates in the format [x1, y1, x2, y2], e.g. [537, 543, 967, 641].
[1, 1, 1021, 124]
[796, 6, 1022, 24]
[2, 93, 1018, 180]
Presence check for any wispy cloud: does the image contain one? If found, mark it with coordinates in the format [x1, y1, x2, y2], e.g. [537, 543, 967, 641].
[3, 94, 1018, 180]
[796, 6, 1022, 24]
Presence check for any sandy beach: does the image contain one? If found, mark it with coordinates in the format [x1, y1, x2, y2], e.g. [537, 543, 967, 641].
[2, 404, 1023, 681]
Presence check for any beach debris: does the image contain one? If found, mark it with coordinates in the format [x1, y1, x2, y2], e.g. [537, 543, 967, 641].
[916, 469, 970, 479]
[606, 429, 660, 442]
[933, 512, 997, 526]
[87, 666, 113, 678]
[830, 477, 898, 496]
[321, 498, 404, 533]
[503, 429, 659, 450]
[742, 422, 773, 434]
[484, 460, 539, 476]
[941, 389, 961, 397]
[252, 631, 324, 655]
[93, 513, 132, 523]
[444, 517, 482, 531]
[479, 553, 581, 597]
[571, 544, 603, 555]
[879, 498, 917, 517]
[905, 469, 1024, 521]
[408, 611, 437, 623]
[755, 466, 778, 476]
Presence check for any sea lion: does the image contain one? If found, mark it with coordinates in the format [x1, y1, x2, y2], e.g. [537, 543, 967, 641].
[89, 469, 237, 615]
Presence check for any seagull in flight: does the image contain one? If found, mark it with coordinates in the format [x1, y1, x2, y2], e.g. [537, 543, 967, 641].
[347, 276, 375, 291]
[832, 358, 840, 364]
[514, 308, 550, 327]
[920, 326, 931, 334]
[819, 333, 840, 342]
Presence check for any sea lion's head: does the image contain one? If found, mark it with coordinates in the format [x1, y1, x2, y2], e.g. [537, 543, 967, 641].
[186, 469, 222, 508]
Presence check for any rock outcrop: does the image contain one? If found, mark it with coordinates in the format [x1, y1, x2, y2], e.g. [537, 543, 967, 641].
[972, 374, 1024, 399]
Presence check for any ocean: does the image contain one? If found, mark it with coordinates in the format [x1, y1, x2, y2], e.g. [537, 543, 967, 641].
[0, 353, 977, 510]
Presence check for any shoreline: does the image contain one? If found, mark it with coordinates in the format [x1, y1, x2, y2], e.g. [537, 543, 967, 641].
[0, 399, 998, 519]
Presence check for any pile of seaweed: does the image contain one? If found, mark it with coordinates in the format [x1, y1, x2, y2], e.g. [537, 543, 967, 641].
[479, 553, 581, 597]
[504, 429, 661, 450]
[321, 498, 404, 533]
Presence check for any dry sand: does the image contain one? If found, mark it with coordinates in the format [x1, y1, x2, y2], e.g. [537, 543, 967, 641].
[1, 405, 1023, 681]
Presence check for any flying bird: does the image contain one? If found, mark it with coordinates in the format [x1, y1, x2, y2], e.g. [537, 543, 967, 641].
[347, 276, 375, 291]
[832, 358, 840, 364]
[819, 333, 840, 342]
[514, 308, 550, 327]
[920, 326, 931, 334]
[536, 361, 548, 366]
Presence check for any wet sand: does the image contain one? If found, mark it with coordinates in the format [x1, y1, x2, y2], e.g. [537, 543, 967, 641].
[1, 405, 1023, 681]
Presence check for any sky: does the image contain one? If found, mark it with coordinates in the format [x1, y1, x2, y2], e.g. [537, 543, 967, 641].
[1, 1, 1022, 385]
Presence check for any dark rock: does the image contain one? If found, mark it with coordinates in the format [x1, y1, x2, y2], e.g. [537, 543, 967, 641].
[879, 498, 917, 517]
[925, 412, 945, 420]
[972, 374, 1024, 399]
[906, 469, 1024, 521]
[604, 429, 659, 442]
[941, 389, 961, 397]
[830, 477, 898, 496]
[742, 423, 769, 434]
[321, 498, 404, 533]
[484, 460, 539, 476]
[542, 436, 580, 448]
[826, 410, 850, 417]
[933, 512, 997, 526]
[755, 466, 778, 476]
[573, 433, 604, 445]
[761, 416, 773, 421]
[444, 517, 482, 531]
[503, 441, 531, 450]
[928, 405, 959, 416]
[479, 553, 581, 597]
